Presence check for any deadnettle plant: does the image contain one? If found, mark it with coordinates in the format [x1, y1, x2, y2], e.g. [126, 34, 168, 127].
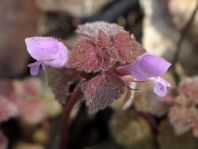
[25, 21, 171, 113]
[168, 77, 198, 137]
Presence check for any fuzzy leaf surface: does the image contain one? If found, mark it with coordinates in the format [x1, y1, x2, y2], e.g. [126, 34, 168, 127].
[81, 73, 125, 113]
[112, 31, 145, 64]
[67, 39, 102, 72]
[47, 67, 81, 104]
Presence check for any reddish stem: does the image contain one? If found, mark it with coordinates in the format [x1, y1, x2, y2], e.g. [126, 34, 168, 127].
[139, 112, 159, 149]
[59, 88, 82, 149]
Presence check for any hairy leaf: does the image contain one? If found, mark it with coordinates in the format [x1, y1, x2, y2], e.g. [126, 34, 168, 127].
[76, 21, 124, 38]
[67, 39, 102, 72]
[96, 30, 111, 49]
[112, 31, 145, 64]
[72, 22, 146, 72]
[81, 73, 125, 113]
[97, 30, 117, 70]
[47, 67, 81, 104]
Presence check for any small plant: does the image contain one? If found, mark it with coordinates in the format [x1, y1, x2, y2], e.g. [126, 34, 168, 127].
[0, 78, 50, 149]
[168, 77, 198, 137]
[25, 21, 171, 149]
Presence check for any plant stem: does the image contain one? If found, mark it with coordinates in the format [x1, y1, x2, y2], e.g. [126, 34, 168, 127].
[59, 88, 82, 149]
[139, 112, 159, 149]
[171, 3, 198, 84]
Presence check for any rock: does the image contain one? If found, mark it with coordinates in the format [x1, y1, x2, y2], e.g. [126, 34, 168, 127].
[158, 120, 198, 149]
[140, 0, 198, 75]
[14, 142, 44, 149]
[110, 111, 154, 149]
[168, 0, 198, 31]
[36, 0, 115, 17]
[0, 0, 40, 78]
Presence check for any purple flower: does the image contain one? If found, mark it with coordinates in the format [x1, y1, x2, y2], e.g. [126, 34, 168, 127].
[118, 54, 171, 97]
[25, 37, 70, 76]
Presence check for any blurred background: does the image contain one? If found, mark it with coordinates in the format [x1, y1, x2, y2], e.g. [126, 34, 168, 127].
[0, 0, 197, 149]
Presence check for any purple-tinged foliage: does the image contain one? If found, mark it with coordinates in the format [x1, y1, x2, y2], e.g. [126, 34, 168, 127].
[178, 78, 198, 98]
[169, 106, 198, 135]
[47, 68, 82, 104]
[0, 78, 47, 123]
[76, 21, 124, 38]
[0, 96, 17, 149]
[168, 77, 198, 137]
[0, 96, 18, 123]
[118, 54, 171, 97]
[25, 37, 70, 76]
[81, 73, 125, 113]
[0, 78, 61, 148]
[112, 31, 145, 64]
[22, 78, 42, 96]
[14, 97, 45, 123]
[67, 39, 102, 72]
[68, 22, 145, 72]
[25, 22, 172, 114]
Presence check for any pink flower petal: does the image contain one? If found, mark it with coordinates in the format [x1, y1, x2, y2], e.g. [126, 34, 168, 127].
[152, 77, 171, 97]
[117, 54, 171, 97]
[28, 62, 41, 76]
[135, 54, 171, 79]
[25, 37, 69, 69]
[118, 54, 171, 81]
